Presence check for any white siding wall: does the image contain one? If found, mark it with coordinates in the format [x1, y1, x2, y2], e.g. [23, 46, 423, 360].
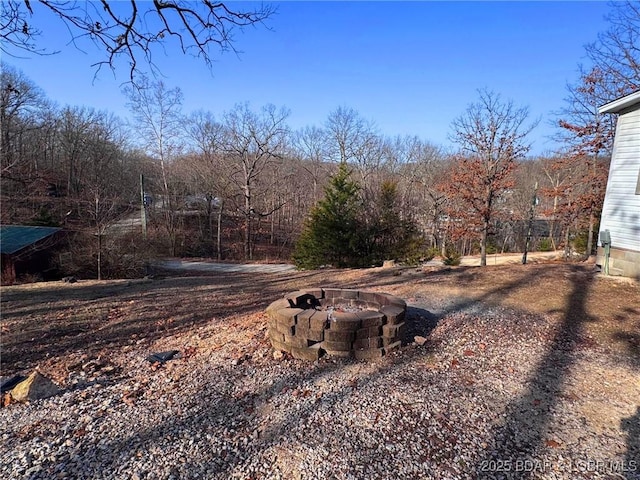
[599, 107, 640, 252]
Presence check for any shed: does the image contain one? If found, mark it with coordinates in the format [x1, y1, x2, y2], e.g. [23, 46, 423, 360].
[597, 90, 640, 278]
[0, 225, 63, 284]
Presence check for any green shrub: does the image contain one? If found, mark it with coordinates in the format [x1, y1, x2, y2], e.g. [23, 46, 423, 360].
[537, 238, 553, 252]
[443, 247, 461, 266]
[425, 246, 440, 261]
[486, 239, 499, 255]
[572, 230, 589, 255]
[29, 207, 60, 227]
[400, 238, 433, 266]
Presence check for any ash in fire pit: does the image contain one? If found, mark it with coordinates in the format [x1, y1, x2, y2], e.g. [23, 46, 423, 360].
[265, 288, 406, 361]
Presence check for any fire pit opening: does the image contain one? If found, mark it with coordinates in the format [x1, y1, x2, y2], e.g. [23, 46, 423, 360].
[266, 288, 407, 361]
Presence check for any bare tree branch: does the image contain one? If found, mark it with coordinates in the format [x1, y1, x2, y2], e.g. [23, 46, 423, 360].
[584, 0, 640, 97]
[1, 0, 275, 81]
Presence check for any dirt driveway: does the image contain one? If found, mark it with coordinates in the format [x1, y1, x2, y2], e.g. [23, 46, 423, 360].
[154, 259, 296, 273]
[156, 251, 565, 274]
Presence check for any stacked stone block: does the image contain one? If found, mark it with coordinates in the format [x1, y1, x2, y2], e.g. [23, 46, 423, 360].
[265, 288, 406, 361]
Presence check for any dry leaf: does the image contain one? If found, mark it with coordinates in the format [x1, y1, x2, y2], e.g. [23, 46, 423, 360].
[183, 346, 197, 358]
[462, 376, 475, 386]
[149, 361, 162, 371]
[1, 392, 12, 408]
[545, 439, 561, 448]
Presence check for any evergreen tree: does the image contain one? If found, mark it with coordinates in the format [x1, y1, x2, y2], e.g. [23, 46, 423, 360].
[293, 168, 425, 269]
[293, 163, 363, 269]
[372, 180, 420, 262]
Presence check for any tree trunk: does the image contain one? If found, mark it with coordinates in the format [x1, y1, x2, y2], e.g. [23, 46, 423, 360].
[140, 174, 147, 241]
[207, 199, 214, 258]
[244, 213, 251, 260]
[244, 176, 253, 260]
[166, 209, 177, 257]
[480, 221, 488, 266]
[549, 193, 559, 250]
[586, 153, 598, 257]
[480, 189, 493, 267]
[216, 199, 224, 261]
[587, 209, 595, 256]
[67, 156, 74, 197]
[97, 233, 102, 280]
[270, 193, 276, 245]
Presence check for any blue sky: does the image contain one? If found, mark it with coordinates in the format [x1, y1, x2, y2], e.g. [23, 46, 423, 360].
[6, 1, 613, 156]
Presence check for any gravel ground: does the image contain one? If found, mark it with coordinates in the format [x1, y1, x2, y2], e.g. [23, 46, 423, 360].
[1, 267, 638, 480]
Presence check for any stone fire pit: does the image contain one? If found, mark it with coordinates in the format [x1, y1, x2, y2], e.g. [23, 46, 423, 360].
[266, 288, 407, 361]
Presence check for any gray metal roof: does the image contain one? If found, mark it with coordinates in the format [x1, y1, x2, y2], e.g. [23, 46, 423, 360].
[0, 225, 62, 255]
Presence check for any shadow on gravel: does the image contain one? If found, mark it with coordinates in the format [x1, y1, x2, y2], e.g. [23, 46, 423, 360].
[476, 265, 594, 479]
[421, 267, 547, 320]
[72, 359, 354, 478]
[402, 307, 439, 343]
[622, 408, 640, 479]
[614, 328, 640, 369]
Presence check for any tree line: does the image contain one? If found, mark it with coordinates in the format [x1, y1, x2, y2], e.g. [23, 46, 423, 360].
[0, 66, 605, 275]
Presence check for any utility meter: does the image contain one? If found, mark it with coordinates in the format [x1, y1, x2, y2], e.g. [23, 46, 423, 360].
[599, 230, 611, 275]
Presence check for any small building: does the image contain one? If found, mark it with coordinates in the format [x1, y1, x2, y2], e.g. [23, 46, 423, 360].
[597, 91, 640, 278]
[0, 225, 63, 285]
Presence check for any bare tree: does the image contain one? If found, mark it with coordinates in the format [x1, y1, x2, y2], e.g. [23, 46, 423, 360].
[290, 125, 331, 203]
[325, 106, 383, 201]
[185, 110, 225, 160]
[58, 108, 135, 278]
[326, 107, 379, 162]
[267, 155, 314, 255]
[510, 159, 547, 250]
[584, 0, 640, 97]
[58, 106, 100, 197]
[184, 110, 235, 259]
[222, 103, 290, 260]
[0, 62, 49, 179]
[1, 1, 275, 80]
[557, 68, 616, 154]
[124, 77, 184, 255]
[392, 139, 448, 252]
[539, 153, 583, 254]
[446, 89, 538, 266]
